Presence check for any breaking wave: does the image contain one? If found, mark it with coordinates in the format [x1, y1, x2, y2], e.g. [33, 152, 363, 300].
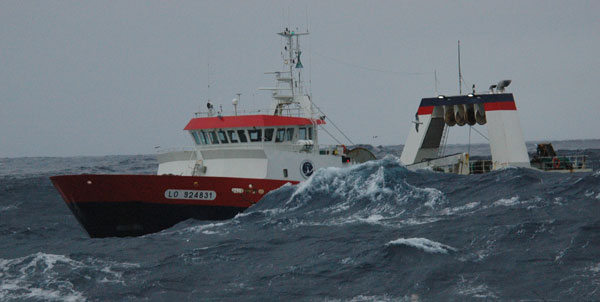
[387, 237, 457, 254]
[0, 252, 138, 302]
[242, 156, 447, 228]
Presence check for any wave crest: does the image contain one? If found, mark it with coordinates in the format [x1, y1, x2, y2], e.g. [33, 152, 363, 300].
[248, 157, 446, 227]
[0, 252, 138, 302]
[387, 237, 457, 254]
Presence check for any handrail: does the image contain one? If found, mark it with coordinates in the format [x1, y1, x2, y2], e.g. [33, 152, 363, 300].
[193, 106, 311, 118]
[155, 147, 196, 154]
[534, 155, 588, 171]
[156, 142, 348, 157]
[469, 160, 493, 174]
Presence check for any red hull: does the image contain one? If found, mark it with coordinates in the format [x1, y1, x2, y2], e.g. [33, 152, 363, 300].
[50, 174, 297, 237]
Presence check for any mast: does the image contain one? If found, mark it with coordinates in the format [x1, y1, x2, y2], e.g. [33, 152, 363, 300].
[458, 40, 462, 94]
[260, 28, 312, 118]
[277, 28, 308, 96]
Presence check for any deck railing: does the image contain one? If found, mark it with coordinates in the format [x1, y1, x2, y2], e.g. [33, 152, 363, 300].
[193, 106, 312, 119]
[469, 160, 493, 174]
[157, 143, 347, 156]
[534, 155, 588, 171]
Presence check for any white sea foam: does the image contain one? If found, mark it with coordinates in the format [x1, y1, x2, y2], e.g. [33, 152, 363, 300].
[456, 284, 498, 299]
[168, 221, 231, 236]
[347, 295, 406, 302]
[399, 217, 442, 226]
[440, 202, 480, 216]
[0, 252, 138, 302]
[186, 222, 228, 234]
[491, 196, 544, 209]
[284, 207, 438, 230]
[322, 294, 408, 302]
[585, 190, 595, 197]
[588, 263, 600, 273]
[455, 276, 498, 299]
[0, 253, 85, 302]
[326, 199, 351, 214]
[555, 236, 575, 262]
[286, 163, 392, 212]
[256, 157, 447, 229]
[584, 190, 600, 200]
[421, 187, 445, 208]
[493, 196, 520, 207]
[387, 237, 457, 254]
[288, 157, 404, 205]
[361, 214, 385, 223]
[0, 204, 18, 212]
[289, 165, 344, 199]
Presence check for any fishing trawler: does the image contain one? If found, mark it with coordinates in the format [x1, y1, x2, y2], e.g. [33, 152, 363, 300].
[399, 80, 591, 174]
[51, 28, 372, 238]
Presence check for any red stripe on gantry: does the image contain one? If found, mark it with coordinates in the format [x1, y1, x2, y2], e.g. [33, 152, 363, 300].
[417, 106, 434, 115]
[484, 101, 516, 111]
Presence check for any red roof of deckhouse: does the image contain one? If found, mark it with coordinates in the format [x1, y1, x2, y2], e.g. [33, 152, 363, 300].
[184, 115, 325, 130]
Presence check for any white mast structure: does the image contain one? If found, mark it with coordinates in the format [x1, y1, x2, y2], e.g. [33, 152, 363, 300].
[260, 28, 314, 119]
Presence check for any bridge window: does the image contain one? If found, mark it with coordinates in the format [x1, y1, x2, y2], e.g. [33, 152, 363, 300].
[276, 128, 286, 142]
[237, 130, 248, 143]
[200, 131, 209, 144]
[299, 127, 307, 140]
[218, 130, 229, 144]
[227, 130, 239, 143]
[286, 128, 294, 141]
[264, 128, 274, 142]
[248, 129, 262, 142]
[209, 131, 219, 144]
[308, 127, 313, 140]
[191, 131, 201, 145]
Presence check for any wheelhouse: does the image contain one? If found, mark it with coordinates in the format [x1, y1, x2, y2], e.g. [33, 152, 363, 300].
[184, 115, 321, 147]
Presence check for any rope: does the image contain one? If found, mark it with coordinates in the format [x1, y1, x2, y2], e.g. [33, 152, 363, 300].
[471, 126, 489, 141]
[308, 51, 433, 146]
[318, 125, 344, 145]
[308, 97, 355, 146]
[324, 116, 355, 146]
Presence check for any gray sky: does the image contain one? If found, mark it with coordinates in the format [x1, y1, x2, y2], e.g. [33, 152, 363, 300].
[1, 1, 599, 157]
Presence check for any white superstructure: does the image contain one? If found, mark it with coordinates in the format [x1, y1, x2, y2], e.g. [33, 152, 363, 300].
[157, 28, 356, 181]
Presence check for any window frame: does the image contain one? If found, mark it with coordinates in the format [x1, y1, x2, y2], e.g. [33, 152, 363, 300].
[299, 127, 307, 140]
[209, 131, 220, 144]
[275, 128, 286, 143]
[200, 131, 209, 145]
[227, 130, 239, 143]
[191, 131, 201, 145]
[237, 130, 248, 143]
[218, 130, 229, 144]
[264, 128, 274, 142]
[286, 128, 294, 141]
[248, 129, 262, 142]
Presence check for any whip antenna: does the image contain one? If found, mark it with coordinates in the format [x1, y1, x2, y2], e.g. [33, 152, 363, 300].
[458, 40, 462, 94]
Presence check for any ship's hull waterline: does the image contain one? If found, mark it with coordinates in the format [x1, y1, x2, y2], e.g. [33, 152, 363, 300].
[51, 174, 296, 237]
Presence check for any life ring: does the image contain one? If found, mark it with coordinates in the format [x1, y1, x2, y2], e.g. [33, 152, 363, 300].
[552, 157, 560, 169]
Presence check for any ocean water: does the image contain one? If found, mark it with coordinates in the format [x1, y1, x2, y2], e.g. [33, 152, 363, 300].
[1, 143, 600, 301]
